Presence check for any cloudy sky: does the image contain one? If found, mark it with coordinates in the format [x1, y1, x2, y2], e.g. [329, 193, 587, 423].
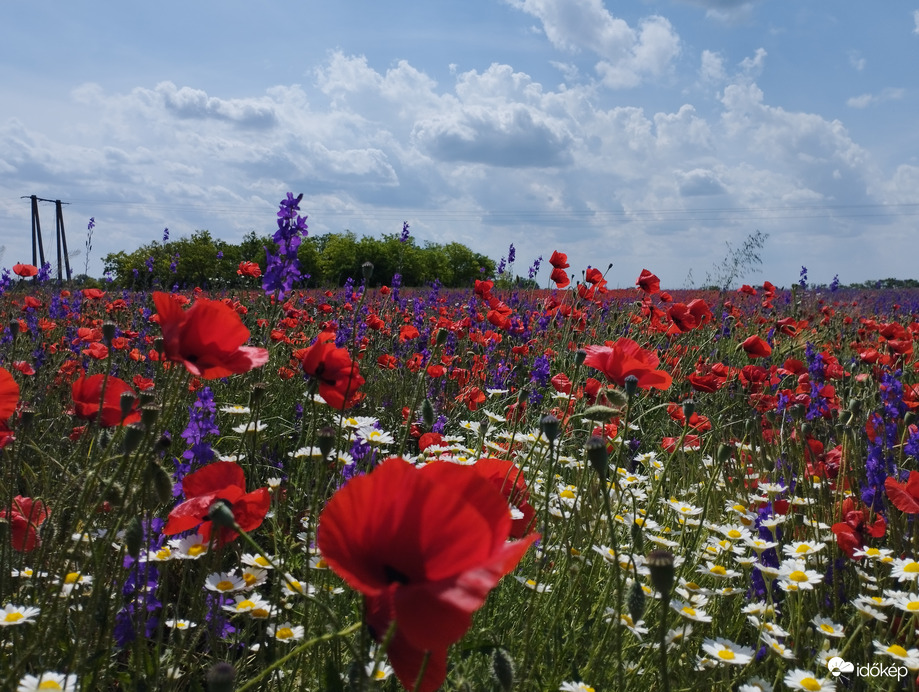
[2, 1, 918, 288]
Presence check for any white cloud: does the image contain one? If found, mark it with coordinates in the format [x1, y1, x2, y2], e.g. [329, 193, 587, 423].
[846, 87, 905, 109]
[847, 50, 866, 71]
[675, 0, 760, 23]
[506, 0, 680, 88]
[700, 50, 726, 84]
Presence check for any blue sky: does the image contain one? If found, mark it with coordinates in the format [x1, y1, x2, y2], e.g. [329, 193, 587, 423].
[2, 0, 918, 288]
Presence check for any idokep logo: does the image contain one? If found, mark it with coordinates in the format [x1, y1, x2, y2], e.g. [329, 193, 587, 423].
[826, 657, 854, 677]
[827, 656, 908, 681]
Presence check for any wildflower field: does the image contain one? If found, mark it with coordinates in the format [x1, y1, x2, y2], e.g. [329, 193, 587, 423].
[2, 199, 919, 692]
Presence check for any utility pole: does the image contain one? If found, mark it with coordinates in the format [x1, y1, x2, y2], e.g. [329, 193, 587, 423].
[21, 195, 72, 281]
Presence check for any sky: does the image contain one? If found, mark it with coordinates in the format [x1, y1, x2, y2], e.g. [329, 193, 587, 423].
[2, 0, 918, 289]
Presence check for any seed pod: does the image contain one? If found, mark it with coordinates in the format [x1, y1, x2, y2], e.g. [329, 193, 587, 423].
[627, 579, 646, 624]
[124, 515, 144, 559]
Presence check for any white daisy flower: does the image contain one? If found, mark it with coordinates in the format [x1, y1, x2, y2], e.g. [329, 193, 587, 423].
[267, 622, 305, 643]
[16, 672, 78, 692]
[701, 637, 755, 665]
[783, 669, 835, 691]
[0, 604, 40, 626]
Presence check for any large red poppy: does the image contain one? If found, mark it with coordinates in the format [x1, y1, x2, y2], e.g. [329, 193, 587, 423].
[152, 292, 269, 379]
[0, 496, 49, 552]
[12, 263, 38, 277]
[318, 458, 537, 692]
[71, 374, 141, 427]
[583, 338, 672, 391]
[0, 367, 19, 421]
[636, 269, 660, 295]
[471, 458, 537, 538]
[163, 461, 270, 545]
[297, 330, 365, 410]
[741, 335, 772, 359]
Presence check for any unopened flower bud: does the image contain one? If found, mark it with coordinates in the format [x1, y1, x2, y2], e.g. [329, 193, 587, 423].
[575, 348, 586, 366]
[492, 647, 515, 692]
[124, 515, 144, 559]
[627, 579, 647, 624]
[421, 398, 435, 429]
[102, 321, 117, 344]
[646, 549, 675, 598]
[586, 435, 608, 480]
[208, 499, 237, 530]
[681, 399, 695, 422]
[123, 424, 145, 455]
[435, 328, 448, 346]
[540, 414, 560, 444]
[317, 426, 336, 460]
[120, 391, 137, 422]
[361, 261, 374, 282]
[206, 661, 236, 692]
[141, 404, 161, 428]
[249, 382, 267, 407]
[624, 375, 639, 398]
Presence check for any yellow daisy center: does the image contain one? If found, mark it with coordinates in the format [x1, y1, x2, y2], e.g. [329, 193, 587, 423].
[887, 644, 908, 657]
[820, 624, 835, 633]
[251, 608, 270, 618]
[243, 573, 258, 586]
[37, 683, 63, 690]
[799, 678, 821, 692]
[372, 670, 387, 680]
[64, 572, 80, 584]
[216, 580, 234, 591]
[789, 570, 808, 582]
[727, 530, 742, 538]
[187, 544, 206, 557]
[276, 627, 294, 640]
[254, 556, 270, 567]
[717, 649, 735, 660]
[908, 602, 919, 612]
[904, 562, 919, 573]
[156, 548, 171, 559]
[236, 600, 255, 611]
[315, 558, 327, 568]
[709, 565, 727, 575]
[681, 607, 696, 617]
[4, 612, 23, 623]
[287, 580, 303, 593]
[865, 548, 879, 556]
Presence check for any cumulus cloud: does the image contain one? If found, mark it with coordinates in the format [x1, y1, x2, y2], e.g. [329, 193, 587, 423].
[674, 0, 761, 23]
[505, 0, 680, 88]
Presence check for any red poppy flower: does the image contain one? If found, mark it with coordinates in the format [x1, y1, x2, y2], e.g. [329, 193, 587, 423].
[297, 331, 365, 410]
[81, 288, 106, 299]
[71, 374, 141, 427]
[885, 471, 919, 514]
[583, 338, 672, 391]
[12, 263, 38, 277]
[0, 367, 19, 420]
[152, 292, 269, 379]
[1, 496, 50, 552]
[741, 335, 772, 359]
[237, 261, 262, 278]
[318, 458, 537, 692]
[163, 461, 270, 545]
[471, 458, 537, 538]
[549, 250, 570, 288]
[636, 269, 660, 295]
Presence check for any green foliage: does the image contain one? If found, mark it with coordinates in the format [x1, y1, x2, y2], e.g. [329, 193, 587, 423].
[102, 230, 495, 289]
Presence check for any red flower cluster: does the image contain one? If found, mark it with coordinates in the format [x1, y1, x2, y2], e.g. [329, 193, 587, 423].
[318, 458, 537, 692]
[583, 337, 672, 391]
[153, 292, 269, 379]
[549, 251, 570, 288]
[72, 374, 141, 427]
[1, 496, 49, 552]
[297, 330, 365, 410]
[237, 261, 262, 278]
[163, 461, 270, 546]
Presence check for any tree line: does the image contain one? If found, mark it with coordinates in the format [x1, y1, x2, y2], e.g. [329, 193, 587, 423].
[102, 230, 496, 289]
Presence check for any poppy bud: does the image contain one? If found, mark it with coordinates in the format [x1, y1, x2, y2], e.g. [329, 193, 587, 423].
[148, 461, 175, 504]
[624, 374, 639, 398]
[435, 328, 448, 346]
[317, 426, 336, 460]
[575, 349, 586, 366]
[540, 414, 560, 444]
[125, 515, 144, 559]
[628, 579, 646, 624]
[646, 549, 675, 598]
[717, 443, 733, 465]
[19, 407, 35, 429]
[154, 337, 165, 355]
[850, 399, 862, 416]
[120, 391, 137, 422]
[361, 261, 374, 282]
[123, 424, 145, 455]
[139, 391, 157, 407]
[208, 499, 237, 530]
[492, 647, 515, 692]
[681, 399, 695, 422]
[586, 435, 608, 480]
[631, 521, 644, 553]
[249, 382, 267, 407]
[139, 404, 159, 428]
[154, 432, 172, 453]
[421, 398, 435, 429]
[206, 662, 236, 692]
[102, 321, 117, 345]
